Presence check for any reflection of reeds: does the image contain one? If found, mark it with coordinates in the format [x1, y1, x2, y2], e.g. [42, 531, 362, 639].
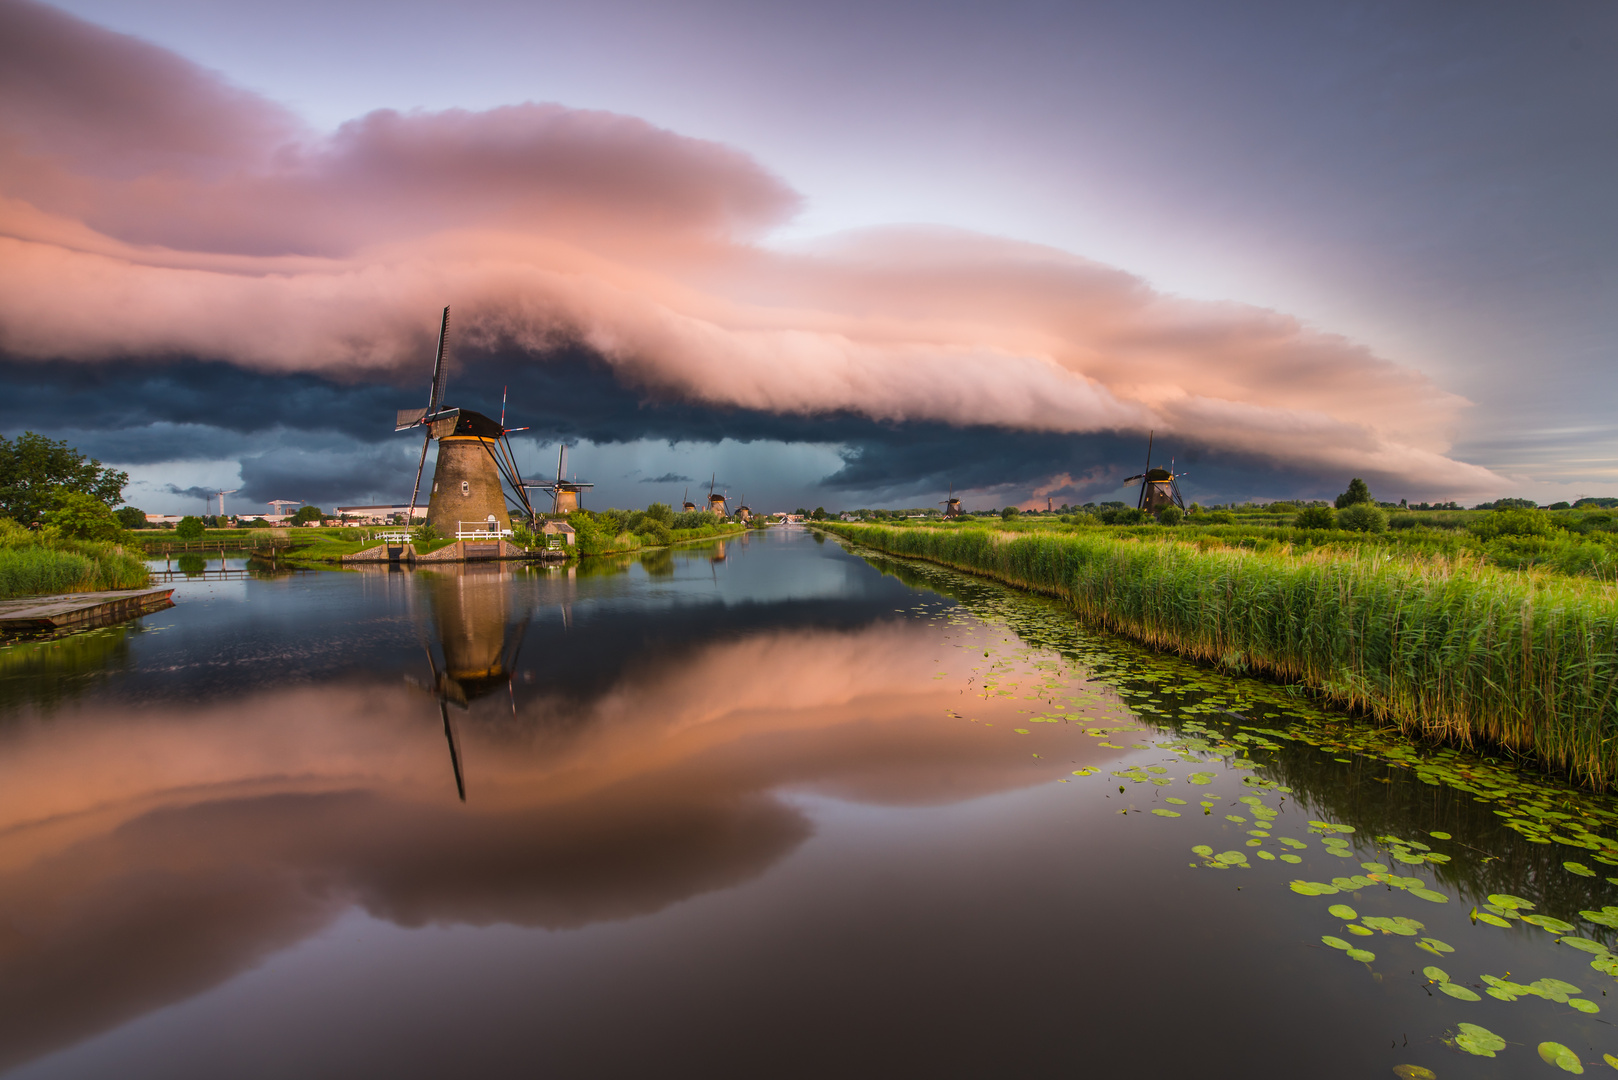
[824, 524, 1618, 789]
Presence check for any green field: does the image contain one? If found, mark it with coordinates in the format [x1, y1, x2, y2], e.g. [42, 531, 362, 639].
[820, 519, 1618, 790]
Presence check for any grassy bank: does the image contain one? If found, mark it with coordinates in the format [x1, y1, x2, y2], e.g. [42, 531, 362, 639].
[820, 522, 1618, 790]
[0, 533, 150, 600]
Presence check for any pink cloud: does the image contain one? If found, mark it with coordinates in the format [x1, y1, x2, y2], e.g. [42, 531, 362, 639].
[0, 0, 1505, 495]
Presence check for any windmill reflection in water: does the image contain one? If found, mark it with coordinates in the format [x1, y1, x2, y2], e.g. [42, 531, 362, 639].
[408, 564, 538, 802]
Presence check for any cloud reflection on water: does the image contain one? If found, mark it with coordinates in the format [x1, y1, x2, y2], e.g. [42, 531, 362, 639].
[0, 597, 1121, 1070]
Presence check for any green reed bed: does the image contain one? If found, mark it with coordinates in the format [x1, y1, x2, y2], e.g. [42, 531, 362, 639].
[0, 541, 150, 600]
[822, 522, 1618, 789]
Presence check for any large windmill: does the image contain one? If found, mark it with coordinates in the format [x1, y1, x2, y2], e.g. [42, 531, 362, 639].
[533, 443, 594, 513]
[396, 307, 538, 536]
[1121, 431, 1186, 516]
[939, 483, 963, 519]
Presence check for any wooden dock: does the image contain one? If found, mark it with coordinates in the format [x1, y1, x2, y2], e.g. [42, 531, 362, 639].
[0, 587, 176, 633]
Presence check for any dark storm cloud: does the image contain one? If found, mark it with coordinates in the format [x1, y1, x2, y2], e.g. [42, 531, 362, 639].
[0, 345, 1384, 506]
[641, 472, 692, 483]
[163, 484, 217, 501]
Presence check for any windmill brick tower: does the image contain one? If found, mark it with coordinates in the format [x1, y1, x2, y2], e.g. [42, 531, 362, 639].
[396, 307, 536, 539]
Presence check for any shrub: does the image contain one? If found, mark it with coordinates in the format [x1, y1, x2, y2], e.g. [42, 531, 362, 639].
[1336, 503, 1388, 533]
[1335, 478, 1373, 509]
[1469, 508, 1559, 540]
[1097, 507, 1149, 525]
[1201, 511, 1235, 525]
[638, 521, 673, 546]
[411, 522, 442, 546]
[1001, 506, 1019, 520]
[1157, 506, 1184, 526]
[1293, 506, 1336, 530]
[175, 515, 205, 540]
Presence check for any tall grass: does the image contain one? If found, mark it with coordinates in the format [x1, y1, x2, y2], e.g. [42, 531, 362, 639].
[823, 522, 1618, 789]
[0, 523, 150, 600]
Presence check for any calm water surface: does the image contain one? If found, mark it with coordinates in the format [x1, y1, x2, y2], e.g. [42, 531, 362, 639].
[3, 529, 1617, 1077]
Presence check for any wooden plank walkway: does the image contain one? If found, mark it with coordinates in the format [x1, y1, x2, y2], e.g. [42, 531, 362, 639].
[0, 587, 176, 632]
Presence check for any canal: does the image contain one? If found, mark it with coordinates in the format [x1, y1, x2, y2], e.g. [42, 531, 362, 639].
[1, 527, 1615, 1077]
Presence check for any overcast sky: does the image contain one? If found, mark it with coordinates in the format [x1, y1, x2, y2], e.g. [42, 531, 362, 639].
[4, 0, 1614, 514]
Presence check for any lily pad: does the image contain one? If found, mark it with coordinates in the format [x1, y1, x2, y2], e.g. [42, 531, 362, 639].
[1255, 849, 1276, 861]
[1279, 853, 1303, 864]
[1409, 888, 1450, 904]
[1152, 809, 1181, 817]
[1347, 924, 1375, 936]
[1538, 1041, 1585, 1073]
[1346, 948, 1375, 962]
[1567, 862, 1599, 878]
[1523, 915, 1578, 934]
[1560, 937, 1611, 956]
[1453, 1023, 1506, 1058]
[1590, 957, 1618, 976]
[1392, 1067, 1435, 1080]
[1429, 831, 1452, 840]
[1422, 965, 1450, 982]
[1570, 998, 1600, 1014]
[1488, 893, 1535, 910]
[1418, 938, 1455, 955]
[1328, 904, 1358, 920]
[1322, 935, 1351, 950]
[1361, 862, 1390, 873]
[1439, 983, 1481, 1001]
[1191, 845, 1214, 857]
[1291, 881, 1339, 896]
[1473, 910, 1512, 928]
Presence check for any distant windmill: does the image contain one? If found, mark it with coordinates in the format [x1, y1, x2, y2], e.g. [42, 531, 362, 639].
[533, 443, 595, 514]
[939, 483, 963, 519]
[211, 489, 238, 517]
[682, 487, 697, 513]
[1120, 431, 1186, 516]
[734, 495, 753, 523]
[706, 473, 728, 516]
[395, 306, 538, 534]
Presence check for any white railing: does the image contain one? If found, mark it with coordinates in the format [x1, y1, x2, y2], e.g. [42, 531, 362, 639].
[375, 531, 414, 543]
[456, 522, 513, 540]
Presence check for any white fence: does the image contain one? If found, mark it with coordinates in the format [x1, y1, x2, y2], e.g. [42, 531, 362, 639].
[456, 522, 513, 540]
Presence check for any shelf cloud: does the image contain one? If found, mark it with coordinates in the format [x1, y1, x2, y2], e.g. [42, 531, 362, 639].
[0, 0, 1505, 497]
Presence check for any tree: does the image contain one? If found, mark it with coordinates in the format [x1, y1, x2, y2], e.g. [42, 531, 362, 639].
[1001, 506, 1019, 520]
[811, 507, 827, 520]
[0, 431, 128, 524]
[291, 505, 324, 525]
[115, 506, 147, 529]
[644, 501, 673, 524]
[44, 488, 125, 541]
[175, 515, 205, 540]
[1334, 478, 1373, 509]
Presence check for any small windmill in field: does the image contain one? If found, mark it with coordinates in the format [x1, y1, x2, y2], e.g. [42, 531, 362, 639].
[534, 444, 594, 514]
[1121, 431, 1186, 516]
[682, 487, 697, 513]
[939, 483, 963, 518]
[706, 474, 728, 516]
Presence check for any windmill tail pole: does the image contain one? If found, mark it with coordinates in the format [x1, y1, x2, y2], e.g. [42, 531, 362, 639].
[407, 430, 431, 523]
